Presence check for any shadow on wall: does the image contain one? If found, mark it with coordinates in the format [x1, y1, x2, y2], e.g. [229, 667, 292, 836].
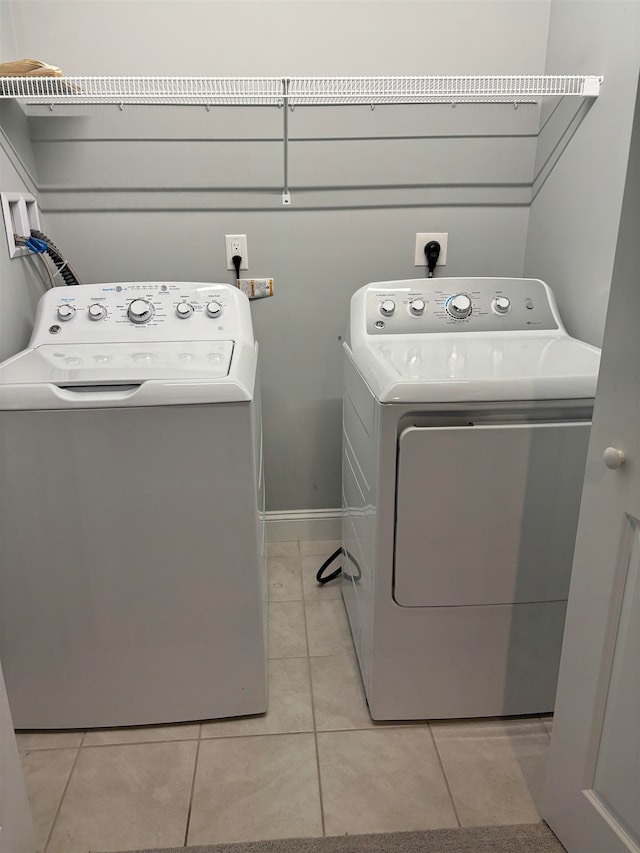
[532, 97, 596, 201]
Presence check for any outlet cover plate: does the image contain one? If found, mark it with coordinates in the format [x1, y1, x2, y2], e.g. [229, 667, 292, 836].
[225, 234, 249, 270]
[414, 232, 448, 266]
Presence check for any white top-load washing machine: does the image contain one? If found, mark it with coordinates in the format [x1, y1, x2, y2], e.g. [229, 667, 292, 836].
[342, 278, 601, 720]
[0, 281, 267, 729]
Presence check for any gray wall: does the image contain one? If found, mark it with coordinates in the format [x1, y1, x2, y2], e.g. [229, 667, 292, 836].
[3, 0, 552, 511]
[524, 0, 640, 347]
[0, 3, 46, 359]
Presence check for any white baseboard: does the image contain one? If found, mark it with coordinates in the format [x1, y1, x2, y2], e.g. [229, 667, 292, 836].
[266, 509, 341, 542]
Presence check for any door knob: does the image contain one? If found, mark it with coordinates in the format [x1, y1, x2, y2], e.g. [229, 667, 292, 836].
[603, 447, 626, 469]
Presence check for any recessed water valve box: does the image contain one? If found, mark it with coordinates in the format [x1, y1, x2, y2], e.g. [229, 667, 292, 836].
[1, 192, 41, 258]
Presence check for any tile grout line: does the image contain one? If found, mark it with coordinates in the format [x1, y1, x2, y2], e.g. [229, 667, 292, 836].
[301, 546, 328, 839]
[61, 735, 202, 749]
[42, 738, 84, 853]
[427, 724, 462, 829]
[183, 724, 203, 847]
[201, 722, 423, 741]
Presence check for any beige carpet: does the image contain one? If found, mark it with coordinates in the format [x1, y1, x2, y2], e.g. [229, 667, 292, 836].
[105, 822, 565, 852]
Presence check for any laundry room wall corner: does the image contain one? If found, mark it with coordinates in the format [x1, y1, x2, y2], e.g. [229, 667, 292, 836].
[0, 111, 43, 361]
[0, 3, 44, 359]
[524, 0, 640, 348]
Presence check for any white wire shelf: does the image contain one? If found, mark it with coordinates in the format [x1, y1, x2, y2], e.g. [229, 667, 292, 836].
[0, 76, 284, 105]
[0, 75, 602, 105]
[287, 75, 602, 105]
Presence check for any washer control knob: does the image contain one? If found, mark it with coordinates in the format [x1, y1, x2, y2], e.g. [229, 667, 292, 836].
[380, 299, 396, 317]
[127, 299, 154, 324]
[206, 301, 222, 318]
[447, 293, 472, 319]
[492, 296, 511, 315]
[409, 299, 426, 316]
[88, 303, 107, 321]
[57, 304, 76, 322]
[176, 301, 194, 319]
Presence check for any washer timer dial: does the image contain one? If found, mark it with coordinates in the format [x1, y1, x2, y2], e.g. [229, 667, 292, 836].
[446, 293, 472, 319]
[127, 298, 154, 324]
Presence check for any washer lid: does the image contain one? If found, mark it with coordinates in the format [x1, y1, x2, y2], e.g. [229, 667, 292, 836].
[350, 335, 601, 403]
[0, 341, 257, 409]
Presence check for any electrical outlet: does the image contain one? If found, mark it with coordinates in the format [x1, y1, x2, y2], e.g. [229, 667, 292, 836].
[1, 192, 41, 258]
[414, 232, 448, 267]
[225, 234, 249, 271]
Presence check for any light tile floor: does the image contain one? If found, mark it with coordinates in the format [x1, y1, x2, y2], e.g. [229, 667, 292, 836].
[17, 539, 553, 853]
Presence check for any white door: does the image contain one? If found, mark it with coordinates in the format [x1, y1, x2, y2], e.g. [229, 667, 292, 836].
[0, 660, 35, 853]
[543, 77, 640, 853]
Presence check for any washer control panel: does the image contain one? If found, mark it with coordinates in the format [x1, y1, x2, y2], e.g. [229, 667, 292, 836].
[30, 281, 252, 346]
[365, 278, 559, 335]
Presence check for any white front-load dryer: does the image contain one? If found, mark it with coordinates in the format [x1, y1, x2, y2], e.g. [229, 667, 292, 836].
[342, 278, 601, 720]
[0, 282, 267, 729]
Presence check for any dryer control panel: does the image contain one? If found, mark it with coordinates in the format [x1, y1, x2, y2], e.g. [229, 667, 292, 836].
[361, 278, 560, 336]
[29, 282, 254, 347]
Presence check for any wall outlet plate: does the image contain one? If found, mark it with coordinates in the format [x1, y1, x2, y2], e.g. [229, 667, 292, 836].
[225, 234, 249, 270]
[414, 232, 448, 266]
[1, 192, 41, 258]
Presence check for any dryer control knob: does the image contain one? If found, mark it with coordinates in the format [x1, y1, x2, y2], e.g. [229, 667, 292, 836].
[447, 293, 472, 319]
[206, 301, 222, 318]
[492, 296, 511, 315]
[57, 304, 76, 322]
[380, 300, 396, 317]
[176, 301, 194, 319]
[409, 299, 426, 316]
[88, 303, 107, 321]
[128, 299, 154, 324]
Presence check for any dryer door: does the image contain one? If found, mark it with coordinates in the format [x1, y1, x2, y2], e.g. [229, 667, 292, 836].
[393, 420, 591, 607]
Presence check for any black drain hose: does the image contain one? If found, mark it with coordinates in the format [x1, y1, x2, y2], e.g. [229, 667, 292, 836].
[30, 229, 82, 287]
[316, 547, 362, 585]
[316, 548, 343, 584]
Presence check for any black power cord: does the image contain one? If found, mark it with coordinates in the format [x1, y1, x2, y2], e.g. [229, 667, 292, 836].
[424, 240, 441, 278]
[232, 253, 242, 284]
